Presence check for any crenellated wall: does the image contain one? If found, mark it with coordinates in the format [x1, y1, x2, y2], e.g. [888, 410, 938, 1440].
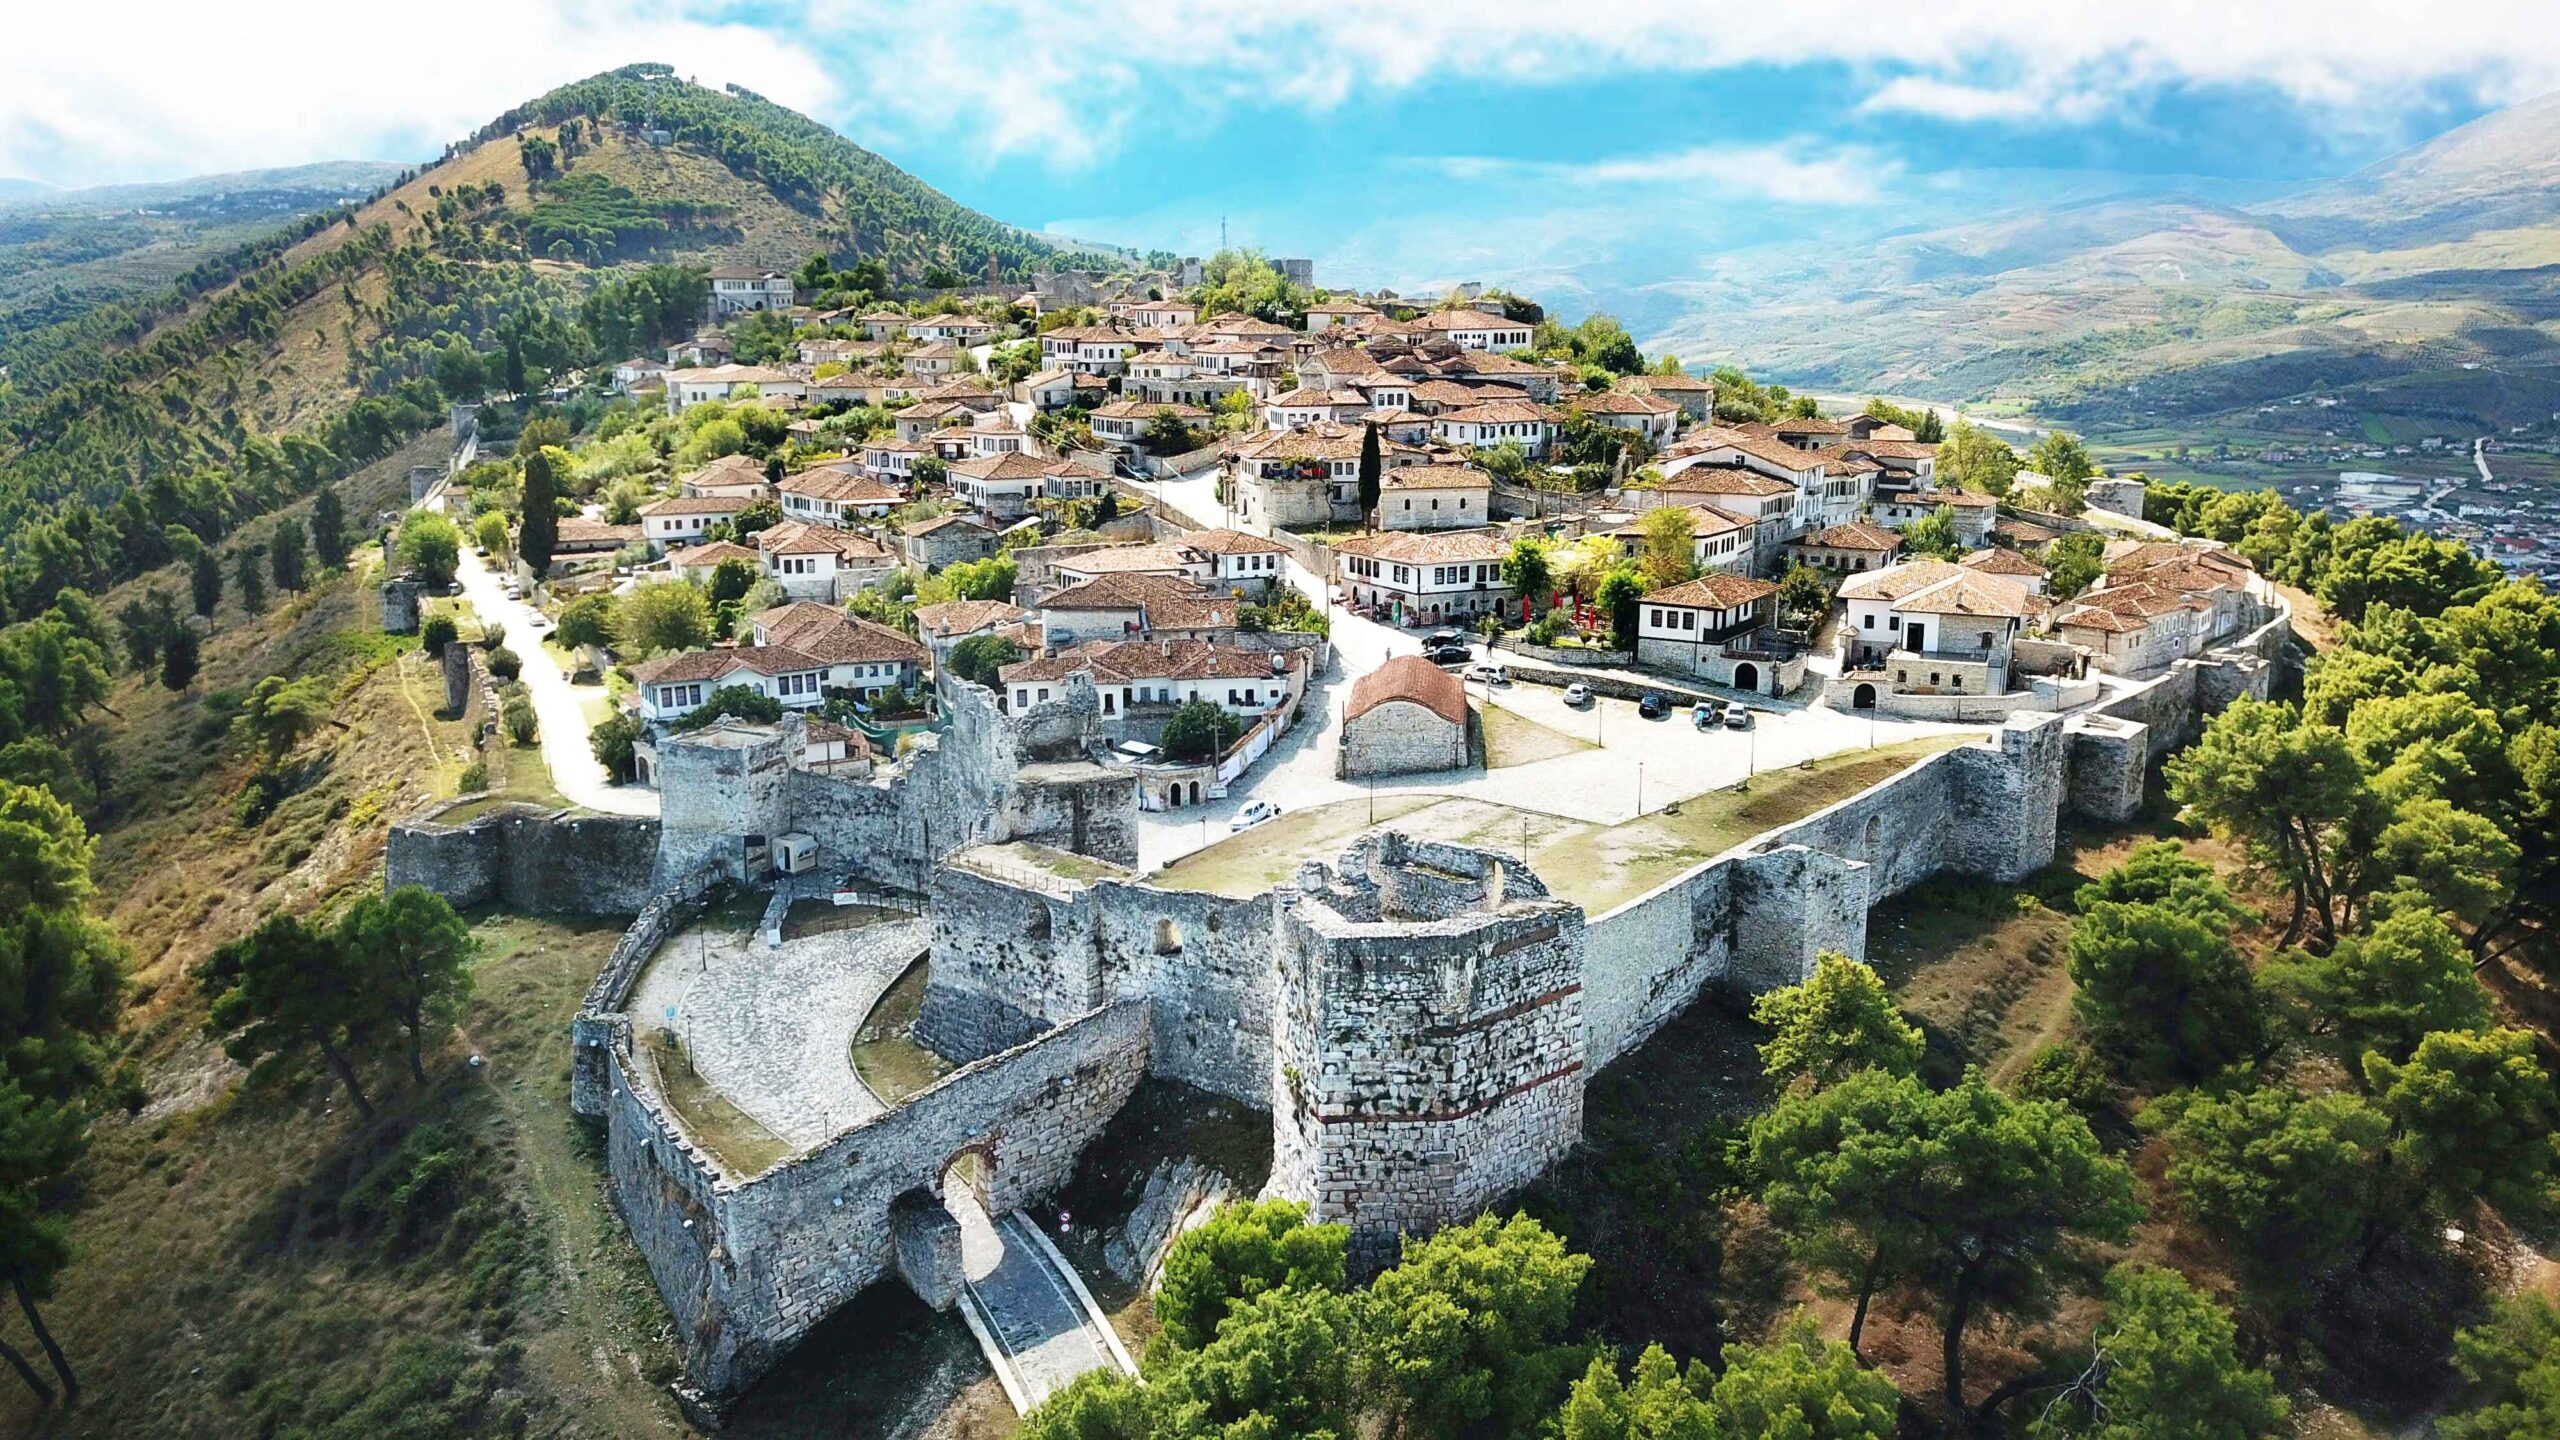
[559, 590, 2301, 1404]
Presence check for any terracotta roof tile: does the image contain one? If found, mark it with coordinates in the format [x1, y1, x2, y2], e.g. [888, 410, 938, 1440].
[1347, 655, 1467, 727]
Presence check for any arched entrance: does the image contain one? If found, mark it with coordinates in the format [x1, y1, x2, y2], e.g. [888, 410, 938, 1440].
[941, 1142, 996, 1211]
[1853, 682, 1878, 709]
[1188, 781, 1202, 805]
[1734, 662, 1759, 693]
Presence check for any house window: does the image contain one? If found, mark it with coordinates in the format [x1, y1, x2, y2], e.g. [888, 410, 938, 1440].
[1862, 614, 1875, 630]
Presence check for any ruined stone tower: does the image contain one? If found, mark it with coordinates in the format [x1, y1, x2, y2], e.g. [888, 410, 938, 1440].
[1266, 834, 1586, 1266]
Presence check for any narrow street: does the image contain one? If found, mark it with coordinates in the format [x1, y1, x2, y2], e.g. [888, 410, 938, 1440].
[413, 476, 658, 816]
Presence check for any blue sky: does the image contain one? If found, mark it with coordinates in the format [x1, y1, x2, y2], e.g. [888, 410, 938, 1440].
[4, 1, 2552, 306]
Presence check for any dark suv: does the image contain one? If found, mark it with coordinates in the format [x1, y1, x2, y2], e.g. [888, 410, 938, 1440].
[1638, 690, 1669, 719]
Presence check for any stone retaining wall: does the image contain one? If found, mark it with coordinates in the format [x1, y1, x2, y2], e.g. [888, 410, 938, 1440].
[386, 802, 662, 916]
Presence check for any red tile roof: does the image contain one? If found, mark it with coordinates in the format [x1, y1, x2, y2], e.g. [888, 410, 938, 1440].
[1347, 655, 1467, 726]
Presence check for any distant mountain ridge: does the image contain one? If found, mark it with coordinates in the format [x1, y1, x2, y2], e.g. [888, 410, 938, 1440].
[0, 162, 408, 215]
[1641, 91, 2560, 434]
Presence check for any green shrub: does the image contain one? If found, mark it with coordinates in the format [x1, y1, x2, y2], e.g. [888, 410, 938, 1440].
[419, 615, 458, 654]
[486, 646, 521, 682]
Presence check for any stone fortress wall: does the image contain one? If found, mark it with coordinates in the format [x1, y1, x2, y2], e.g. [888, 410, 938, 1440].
[386, 802, 663, 915]
[399, 602, 2295, 1406]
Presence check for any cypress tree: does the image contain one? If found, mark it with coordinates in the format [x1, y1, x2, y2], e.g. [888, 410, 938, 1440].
[518, 449, 559, 580]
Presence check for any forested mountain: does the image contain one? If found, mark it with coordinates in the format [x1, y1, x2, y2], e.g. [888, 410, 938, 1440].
[0, 161, 404, 344]
[0, 65, 1067, 624]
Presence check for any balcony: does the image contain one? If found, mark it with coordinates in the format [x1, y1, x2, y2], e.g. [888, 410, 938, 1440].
[1719, 628, 1805, 663]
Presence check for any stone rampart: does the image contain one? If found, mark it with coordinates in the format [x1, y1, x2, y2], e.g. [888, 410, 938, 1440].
[602, 1001, 1150, 1399]
[919, 862, 1277, 1107]
[387, 801, 662, 916]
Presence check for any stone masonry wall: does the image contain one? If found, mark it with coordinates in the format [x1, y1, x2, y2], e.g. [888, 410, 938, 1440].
[1340, 699, 1468, 777]
[1267, 855, 1587, 1266]
[918, 863, 1278, 1107]
[603, 1002, 1150, 1399]
[387, 803, 662, 916]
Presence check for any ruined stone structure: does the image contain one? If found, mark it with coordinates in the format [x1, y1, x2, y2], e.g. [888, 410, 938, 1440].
[440, 640, 474, 715]
[385, 803, 662, 915]
[378, 575, 423, 634]
[472, 610, 2301, 1405]
[1270, 837, 1584, 1264]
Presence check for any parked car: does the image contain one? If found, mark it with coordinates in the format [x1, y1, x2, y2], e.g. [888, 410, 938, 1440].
[1427, 644, 1472, 667]
[1467, 662, 1510, 685]
[1230, 800, 1281, 832]
[525, 613, 551, 632]
[1725, 706, 1754, 730]
[1638, 691, 1669, 719]
[1563, 683, 1593, 707]
[1692, 701, 1719, 729]
[473, 545, 490, 558]
[1424, 629, 1465, 650]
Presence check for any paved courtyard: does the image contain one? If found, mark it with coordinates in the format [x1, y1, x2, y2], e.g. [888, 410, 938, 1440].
[1134, 647, 1983, 871]
[625, 907, 930, 1151]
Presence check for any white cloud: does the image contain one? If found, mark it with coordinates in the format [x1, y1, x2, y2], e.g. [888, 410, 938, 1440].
[1417, 143, 1898, 206]
[783, 0, 2560, 167]
[0, 1, 831, 186]
[11, 1, 2559, 187]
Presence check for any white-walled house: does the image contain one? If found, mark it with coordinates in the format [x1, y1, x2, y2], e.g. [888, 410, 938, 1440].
[755, 520, 897, 601]
[1090, 400, 1208, 450]
[999, 639, 1296, 724]
[1177, 528, 1294, 596]
[1838, 561, 2033, 697]
[1263, 388, 1370, 432]
[1039, 325, 1141, 376]
[1303, 301, 1378, 333]
[1333, 529, 1514, 625]
[1407, 308, 1535, 351]
[678, 454, 774, 499]
[779, 467, 903, 523]
[1604, 504, 1752, 572]
[1229, 422, 1426, 530]
[908, 315, 997, 346]
[1430, 401, 1557, 459]
[1380, 465, 1495, 532]
[638, 493, 754, 553]
[663, 365, 806, 413]
[710, 269, 794, 315]
[612, 358, 668, 392]
[1874, 489, 1998, 547]
[1570, 389, 1681, 445]
[631, 606, 925, 726]
[1633, 573, 1802, 695]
